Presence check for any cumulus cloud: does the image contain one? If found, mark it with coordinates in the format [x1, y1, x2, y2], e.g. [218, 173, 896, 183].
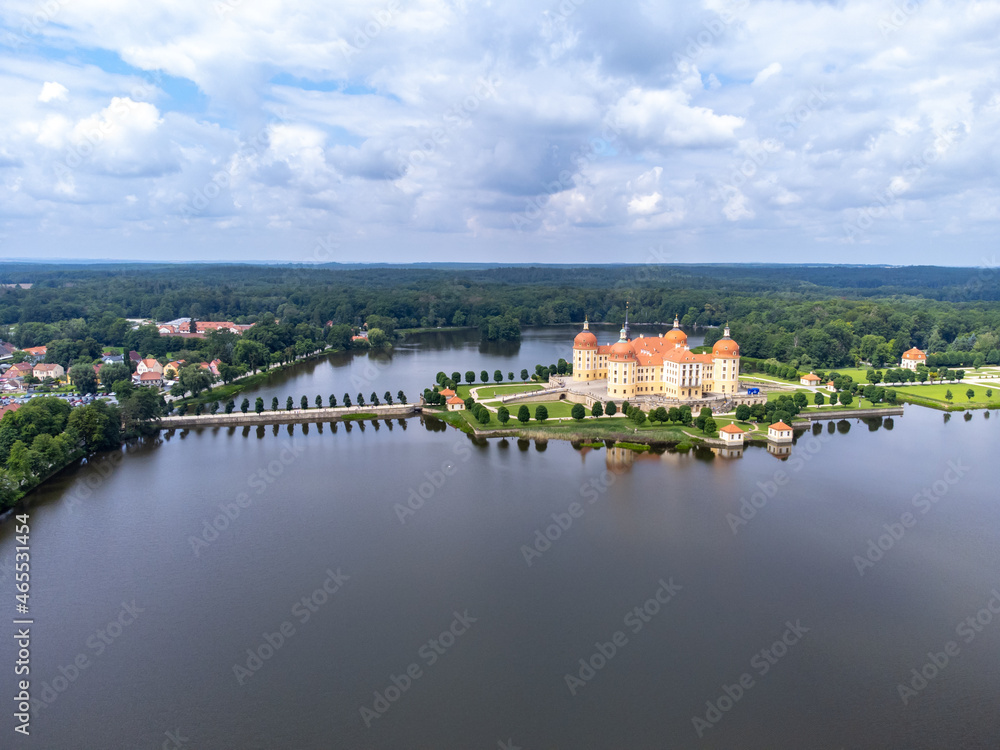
[38, 81, 68, 102]
[0, 0, 996, 261]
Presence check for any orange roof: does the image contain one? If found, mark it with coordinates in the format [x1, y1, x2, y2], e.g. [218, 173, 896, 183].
[713, 338, 740, 356]
[902, 347, 926, 360]
[0, 403, 21, 418]
[23, 346, 47, 355]
[769, 421, 792, 431]
[141, 358, 159, 367]
[720, 423, 744, 434]
[446, 395, 465, 404]
[801, 373, 821, 381]
[139, 372, 162, 381]
[439, 388, 455, 397]
[573, 330, 598, 349]
[34, 363, 60, 372]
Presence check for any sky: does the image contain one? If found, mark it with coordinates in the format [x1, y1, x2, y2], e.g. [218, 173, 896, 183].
[0, 0, 998, 264]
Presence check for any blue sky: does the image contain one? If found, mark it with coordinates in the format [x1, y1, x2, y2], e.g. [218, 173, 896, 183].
[0, 0, 998, 264]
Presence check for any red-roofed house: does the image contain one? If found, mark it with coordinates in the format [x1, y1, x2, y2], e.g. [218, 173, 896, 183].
[23, 346, 47, 360]
[719, 422, 745, 445]
[446, 395, 465, 411]
[439, 387, 456, 398]
[136, 358, 164, 375]
[0, 403, 20, 419]
[901, 347, 927, 371]
[768, 421, 793, 443]
[138, 371, 164, 387]
[800, 372, 821, 386]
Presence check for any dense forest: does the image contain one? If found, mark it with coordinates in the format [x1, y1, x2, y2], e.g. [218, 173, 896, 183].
[1, 262, 999, 372]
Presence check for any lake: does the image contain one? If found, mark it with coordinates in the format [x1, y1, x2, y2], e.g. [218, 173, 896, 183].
[2, 327, 998, 749]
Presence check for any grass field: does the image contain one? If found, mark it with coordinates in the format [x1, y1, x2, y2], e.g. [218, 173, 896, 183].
[470, 383, 542, 399]
[895, 383, 998, 409]
[507, 399, 578, 418]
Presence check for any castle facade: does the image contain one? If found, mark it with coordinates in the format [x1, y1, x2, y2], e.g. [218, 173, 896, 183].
[572, 316, 740, 401]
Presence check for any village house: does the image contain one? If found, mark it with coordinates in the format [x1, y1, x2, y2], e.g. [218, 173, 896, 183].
[137, 371, 164, 387]
[800, 372, 821, 386]
[33, 363, 65, 380]
[23, 346, 47, 361]
[0, 341, 15, 359]
[900, 347, 927, 371]
[446, 395, 465, 411]
[136, 358, 164, 375]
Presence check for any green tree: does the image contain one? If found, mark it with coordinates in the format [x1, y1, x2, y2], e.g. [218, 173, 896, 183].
[465, 371, 476, 384]
[793, 392, 808, 409]
[520, 369, 529, 381]
[571, 403, 585, 420]
[329, 394, 337, 407]
[234, 339, 269, 373]
[255, 397, 264, 414]
[179, 365, 213, 397]
[534, 405, 548, 422]
[702, 415, 717, 435]
[735, 404, 751, 421]
[497, 406, 510, 424]
[605, 401, 617, 417]
[517, 405, 530, 424]
[69, 363, 99, 395]
[370, 391, 379, 406]
[241, 398, 249, 413]
[493, 369, 503, 383]
[508, 371, 514, 381]
[301, 395, 309, 409]
[839, 392, 853, 406]
[966, 388, 974, 401]
[315, 395, 322, 408]
[357, 393, 365, 406]
[272, 397, 279, 411]
[476, 409, 491, 425]
[814, 393, 825, 406]
[451, 372, 461, 384]
[343, 393, 351, 407]
[667, 406, 680, 423]
[480, 370, 489, 383]
[591, 402, 604, 418]
[384, 391, 393, 405]
[287, 396, 294, 411]
[225, 400, 235, 414]
[945, 389, 953, 401]
[398, 390, 407, 405]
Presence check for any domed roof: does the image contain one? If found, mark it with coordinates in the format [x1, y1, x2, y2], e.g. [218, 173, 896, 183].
[713, 338, 740, 357]
[574, 330, 598, 348]
[610, 340, 635, 360]
[664, 329, 687, 344]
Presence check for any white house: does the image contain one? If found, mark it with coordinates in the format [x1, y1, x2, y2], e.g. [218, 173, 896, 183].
[800, 373, 821, 386]
[767, 421, 793, 443]
[719, 423, 745, 445]
[901, 347, 927, 371]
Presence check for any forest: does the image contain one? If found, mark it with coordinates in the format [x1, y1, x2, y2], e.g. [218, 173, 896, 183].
[1, 262, 998, 372]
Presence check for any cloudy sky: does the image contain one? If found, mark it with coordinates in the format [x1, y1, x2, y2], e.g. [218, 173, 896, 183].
[1, 0, 998, 263]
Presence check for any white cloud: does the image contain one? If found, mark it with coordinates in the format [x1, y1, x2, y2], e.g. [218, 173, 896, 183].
[751, 62, 781, 87]
[0, 0, 996, 262]
[38, 81, 69, 102]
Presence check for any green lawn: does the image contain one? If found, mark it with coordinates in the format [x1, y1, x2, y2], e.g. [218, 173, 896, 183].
[895, 383, 997, 409]
[509, 399, 578, 418]
[470, 382, 542, 399]
[455, 381, 535, 399]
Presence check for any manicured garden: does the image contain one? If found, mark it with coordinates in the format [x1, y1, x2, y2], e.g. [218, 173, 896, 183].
[894, 384, 998, 409]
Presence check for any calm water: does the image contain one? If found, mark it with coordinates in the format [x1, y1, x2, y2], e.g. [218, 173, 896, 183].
[2, 328, 999, 749]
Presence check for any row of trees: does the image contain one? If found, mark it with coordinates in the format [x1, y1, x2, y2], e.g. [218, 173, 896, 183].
[177, 390, 409, 416]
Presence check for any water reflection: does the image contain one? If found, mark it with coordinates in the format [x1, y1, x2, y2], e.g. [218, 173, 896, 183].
[837, 420, 851, 434]
[518, 438, 530, 451]
[964, 411, 973, 421]
[767, 443, 792, 460]
[884, 417, 894, 430]
[944, 413, 951, 423]
[256, 426, 265, 439]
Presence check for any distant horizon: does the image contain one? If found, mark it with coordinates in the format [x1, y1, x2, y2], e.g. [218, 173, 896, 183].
[0, 258, 993, 270]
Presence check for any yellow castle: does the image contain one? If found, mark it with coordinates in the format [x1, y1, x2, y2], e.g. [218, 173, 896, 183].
[572, 314, 740, 400]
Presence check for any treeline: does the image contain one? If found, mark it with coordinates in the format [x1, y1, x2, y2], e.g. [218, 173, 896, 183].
[1, 263, 999, 370]
[0, 390, 162, 509]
